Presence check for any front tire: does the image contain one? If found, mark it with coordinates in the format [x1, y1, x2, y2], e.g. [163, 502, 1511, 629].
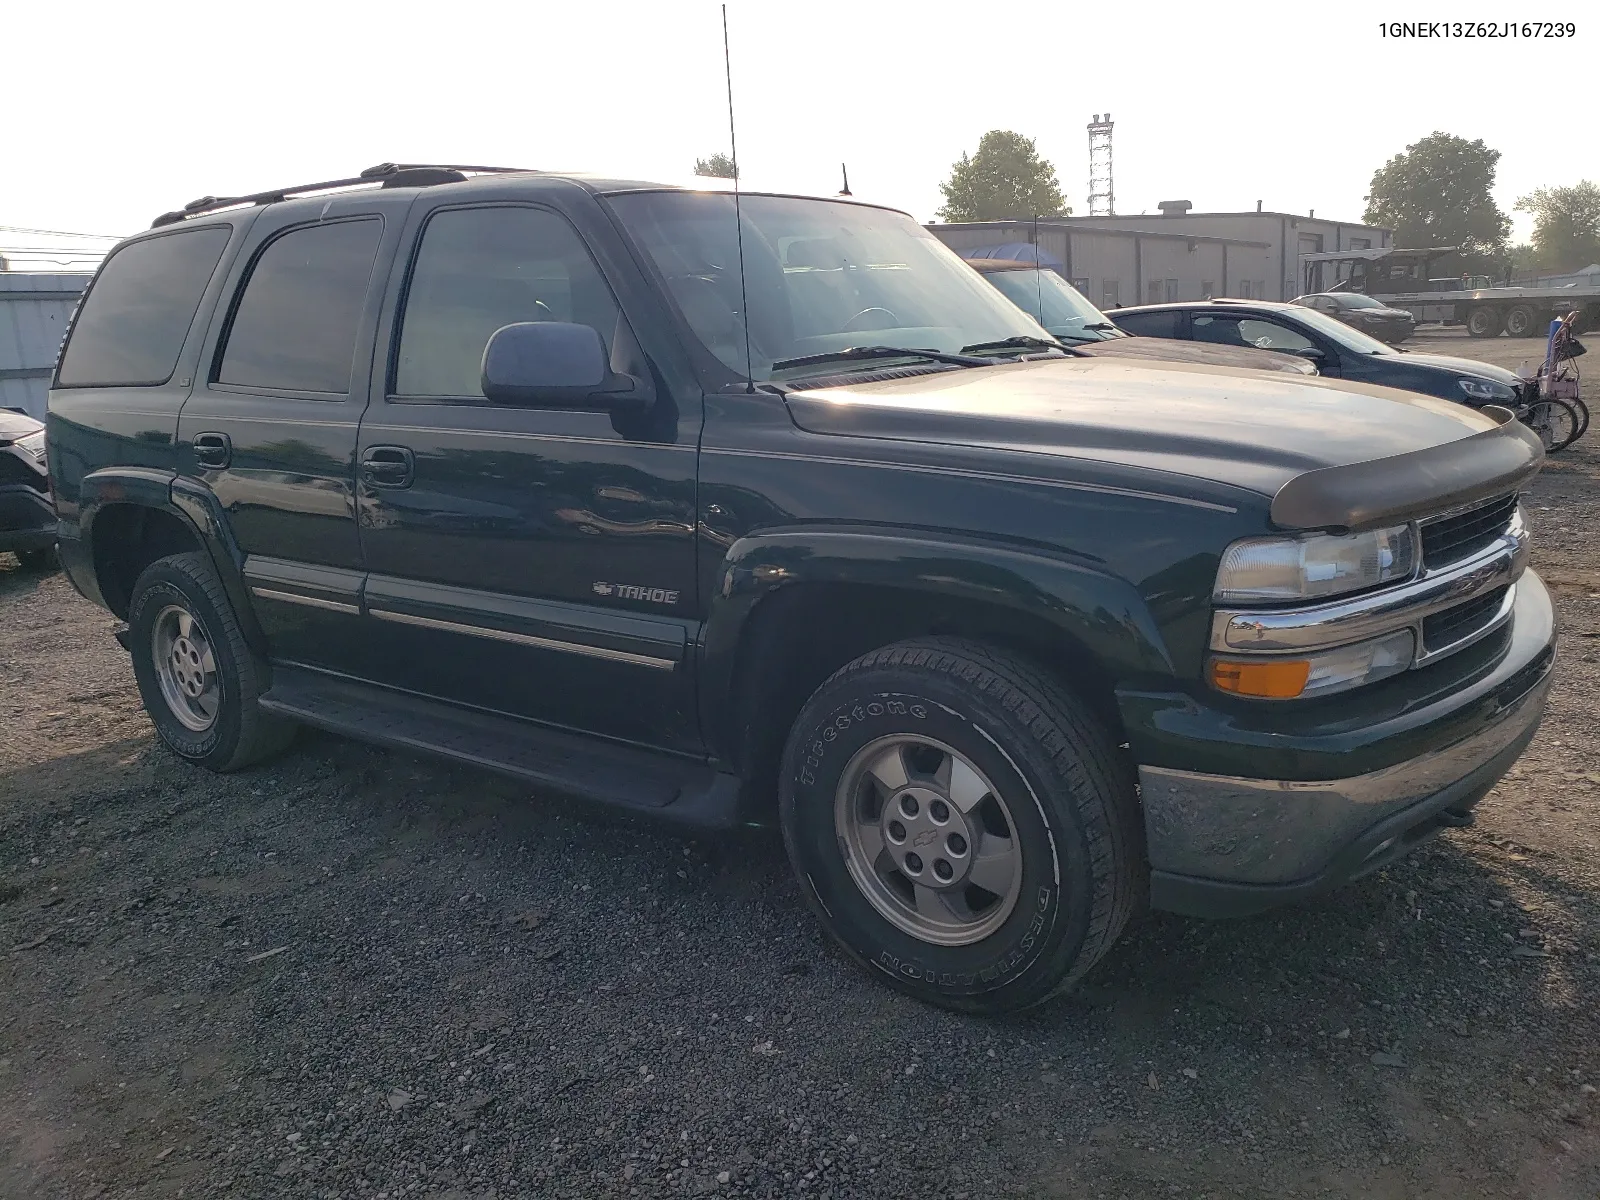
[127, 551, 293, 772]
[778, 638, 1144, 1013]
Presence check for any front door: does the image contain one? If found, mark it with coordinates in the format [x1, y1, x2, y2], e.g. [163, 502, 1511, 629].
[353, 201, 702, 753]
[1189, 312, 1337, 376]
[177, 195, 406, 671]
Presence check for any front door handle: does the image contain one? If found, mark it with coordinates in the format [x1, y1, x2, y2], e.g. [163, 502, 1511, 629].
[361, 445, 415, 489]
[192, 431, 232, 470]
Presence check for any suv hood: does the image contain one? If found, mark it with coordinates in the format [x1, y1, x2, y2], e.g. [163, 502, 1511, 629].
[0, 409, 44, 441]
[786, 357, 1536, 521]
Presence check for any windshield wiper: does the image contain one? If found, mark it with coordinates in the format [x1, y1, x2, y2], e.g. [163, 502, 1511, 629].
[959, 335, 1080, 356]
[1081, 322, 1121, 332]
[771, 345, 991, 372]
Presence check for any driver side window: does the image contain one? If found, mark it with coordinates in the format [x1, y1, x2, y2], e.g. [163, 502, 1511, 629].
[1192, 314, 1315, 353]
[394, 206, 619, 401]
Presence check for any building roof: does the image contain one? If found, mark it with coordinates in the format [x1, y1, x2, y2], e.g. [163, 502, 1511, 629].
[1064, 210, 1388, 228]
[930, 219, 1269, 249]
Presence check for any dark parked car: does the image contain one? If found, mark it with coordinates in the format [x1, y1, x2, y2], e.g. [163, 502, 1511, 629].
[0, 408, 56, 568]
[1292, 292, 1417, 344]
[49, 165, 1553, 1014]
[972, 260, 1317, 376]
[1112, 299, 1530, 408]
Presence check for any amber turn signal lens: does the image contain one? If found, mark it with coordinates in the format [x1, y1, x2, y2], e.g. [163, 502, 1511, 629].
[1210, 657, 1311, 699]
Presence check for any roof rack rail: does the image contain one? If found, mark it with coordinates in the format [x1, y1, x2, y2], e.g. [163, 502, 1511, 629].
[150, 162, 532, 229]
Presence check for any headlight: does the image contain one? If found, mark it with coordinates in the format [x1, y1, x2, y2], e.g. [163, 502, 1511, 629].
[1459, 378, 1516, 402]
[1214, 525, 1417, 603]
[1211, 629, 1415, 700]
[15, 430, 46, 463]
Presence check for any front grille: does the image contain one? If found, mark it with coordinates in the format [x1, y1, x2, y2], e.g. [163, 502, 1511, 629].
[1420, 494, 1518, 569]
[1423, 585, 1509, 653]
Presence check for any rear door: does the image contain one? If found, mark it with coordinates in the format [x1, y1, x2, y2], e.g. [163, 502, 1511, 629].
[177, 195, 408, 671]
[1110, 309, 1189, 340]
[351, 197, 703, 753]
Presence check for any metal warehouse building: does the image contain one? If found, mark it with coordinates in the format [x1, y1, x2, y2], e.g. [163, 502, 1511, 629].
[1, 273, 89, 418]
[930, 207, 1391, 308]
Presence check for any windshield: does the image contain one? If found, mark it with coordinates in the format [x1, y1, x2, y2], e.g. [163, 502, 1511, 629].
[1335, 293, 1387, 310]
[606, 192, 1051, 381]
[980, 269, 1120, 341]
[1289, 304, 1396, 354]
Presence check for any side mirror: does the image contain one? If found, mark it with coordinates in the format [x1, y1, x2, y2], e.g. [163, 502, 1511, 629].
[480, 322, 652, 412]
[1290, 346, 1325, 361]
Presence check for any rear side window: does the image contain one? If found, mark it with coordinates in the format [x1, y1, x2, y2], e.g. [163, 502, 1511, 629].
[218, 219, 382, 395]
[1114, 310, 1184, 338]
[56, 226, 230, 388]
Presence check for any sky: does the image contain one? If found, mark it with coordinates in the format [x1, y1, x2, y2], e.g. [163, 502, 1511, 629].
[4, 0, 1595, 261]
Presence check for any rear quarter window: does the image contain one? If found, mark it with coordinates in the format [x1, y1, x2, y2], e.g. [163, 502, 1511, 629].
[1113, 310, 1184, 338]
[216, 219, 383, 395]
[55, 226, 231, 388]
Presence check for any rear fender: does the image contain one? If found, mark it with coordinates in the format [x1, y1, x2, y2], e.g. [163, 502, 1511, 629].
[74, 468, 265, 650]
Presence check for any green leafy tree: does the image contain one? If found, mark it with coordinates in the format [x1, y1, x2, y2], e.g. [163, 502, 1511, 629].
[1363, 132, 1510, 262]
[937, 131, 1068, 222]
[694, 153, 738, 180]
[1515, 181, 1600, 272]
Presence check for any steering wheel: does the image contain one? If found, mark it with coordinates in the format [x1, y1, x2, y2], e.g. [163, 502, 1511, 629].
[844, 306, 898, 332]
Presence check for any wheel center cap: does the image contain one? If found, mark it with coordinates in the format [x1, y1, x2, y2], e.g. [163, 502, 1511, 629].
[881, 786, 974, 887]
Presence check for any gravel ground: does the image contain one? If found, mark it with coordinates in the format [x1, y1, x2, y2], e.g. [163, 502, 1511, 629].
[2, 329, 1598, 1200]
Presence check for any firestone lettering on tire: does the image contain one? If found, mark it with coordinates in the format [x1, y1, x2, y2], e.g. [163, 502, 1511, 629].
[798, 695, 928, 784]
[872, 887, 1053, 988]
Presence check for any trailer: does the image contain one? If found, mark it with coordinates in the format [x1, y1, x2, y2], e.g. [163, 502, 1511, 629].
[1299, 247, 1600, 337]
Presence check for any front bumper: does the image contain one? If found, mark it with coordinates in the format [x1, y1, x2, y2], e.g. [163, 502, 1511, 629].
[1140, 570, 1555, 917]
[0, 483, 57, 553]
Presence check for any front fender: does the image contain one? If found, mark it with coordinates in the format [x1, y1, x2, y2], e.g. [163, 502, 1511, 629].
[698, 525, 1175, 759]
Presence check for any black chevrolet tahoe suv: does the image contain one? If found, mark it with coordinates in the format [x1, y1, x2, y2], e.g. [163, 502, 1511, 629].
[47, 163, 1556, 1013]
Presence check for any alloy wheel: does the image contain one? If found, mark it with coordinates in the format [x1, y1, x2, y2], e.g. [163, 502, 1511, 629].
[150, 603, 220, 733]
[834, 734, 1024, 947]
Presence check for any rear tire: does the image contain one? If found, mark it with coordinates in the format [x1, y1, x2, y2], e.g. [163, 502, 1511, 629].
[127, 551, 294, 772]
[778, 637, 1144, 1014]
[1466, 306, 1503, 338]
[1505, 306, 1538, 338]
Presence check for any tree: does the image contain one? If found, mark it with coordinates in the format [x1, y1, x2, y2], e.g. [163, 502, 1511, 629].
[694, 153, 738, 180]
[937, 131, 1068, 222]
[1363, 132, 1510, 262]
[1515, 181, 1600, 272]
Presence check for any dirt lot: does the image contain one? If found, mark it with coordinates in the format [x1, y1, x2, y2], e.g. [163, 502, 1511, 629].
[2, 330, 1598, 1200]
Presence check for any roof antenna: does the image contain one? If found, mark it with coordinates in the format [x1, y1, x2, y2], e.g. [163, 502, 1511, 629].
[722, 5, 755, 394]
[1033, 212, 1044, 329]
[839, 163, 852, 197]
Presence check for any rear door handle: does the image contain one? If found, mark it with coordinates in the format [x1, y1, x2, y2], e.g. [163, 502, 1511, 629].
[192, 432, 232, 469]
[361, 445, 415, 488]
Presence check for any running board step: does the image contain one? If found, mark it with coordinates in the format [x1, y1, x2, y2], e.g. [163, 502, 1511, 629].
[258, 666, 743, 829]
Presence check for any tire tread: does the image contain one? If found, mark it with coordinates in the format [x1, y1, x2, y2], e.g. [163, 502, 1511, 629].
[792, 636, 1145, 1010]
[132, 552, 293, 771]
